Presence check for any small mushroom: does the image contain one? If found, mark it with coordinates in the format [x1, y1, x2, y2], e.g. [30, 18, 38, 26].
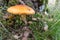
[7, 5, 35, 25]
[3, 13, 14, 19]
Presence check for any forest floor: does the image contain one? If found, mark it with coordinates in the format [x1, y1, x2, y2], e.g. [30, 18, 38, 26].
[0, 0, 60, 40]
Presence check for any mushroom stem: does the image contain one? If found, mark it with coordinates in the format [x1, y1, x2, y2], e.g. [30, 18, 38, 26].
[21, 15, 27, 25]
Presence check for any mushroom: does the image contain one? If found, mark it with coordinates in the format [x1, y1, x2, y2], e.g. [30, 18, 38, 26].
[7, 5, 35, 25]
[3, 13, 14, 19]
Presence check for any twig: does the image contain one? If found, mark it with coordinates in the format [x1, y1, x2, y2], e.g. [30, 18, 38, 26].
[0, 22, 15, 39]
[0, 22, 9, 32]
[19, 0, 25, 5]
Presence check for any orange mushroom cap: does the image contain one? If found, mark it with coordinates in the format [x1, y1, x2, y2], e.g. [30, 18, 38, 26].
[7, 5, 35, 15]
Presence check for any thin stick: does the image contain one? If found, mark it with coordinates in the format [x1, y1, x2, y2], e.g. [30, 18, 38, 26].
[19, 0, 25, 5]
[0, 22, 9, 32]
[0, 22, 15, 39]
